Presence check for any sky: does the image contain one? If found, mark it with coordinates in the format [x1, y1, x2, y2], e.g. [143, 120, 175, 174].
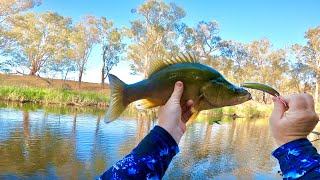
[29, 0, 320, 84]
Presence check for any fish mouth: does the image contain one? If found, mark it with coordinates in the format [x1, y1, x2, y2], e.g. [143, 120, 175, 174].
[237, 93, 252, 103]
[247, 93, 252, 100]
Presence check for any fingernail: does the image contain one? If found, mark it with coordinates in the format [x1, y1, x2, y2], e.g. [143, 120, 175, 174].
[176, 81, 183, 87]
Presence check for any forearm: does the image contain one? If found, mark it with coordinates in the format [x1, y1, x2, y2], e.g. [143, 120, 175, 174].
[99, 125, 179, 179]
[272, 138, 320, 179]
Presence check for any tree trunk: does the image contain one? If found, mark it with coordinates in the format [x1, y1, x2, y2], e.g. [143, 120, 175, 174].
[64, 69, 70, 81]
[262, 93, 267, 104]
[29, 65, 37, 75]
[78, 70, 83, 89]
[315, 76, 319, 104]
[143, 54, 149, 79]
[101, 58, 106, 89]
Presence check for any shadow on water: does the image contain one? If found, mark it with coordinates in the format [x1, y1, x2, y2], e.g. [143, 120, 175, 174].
[2, 102, 320, 179]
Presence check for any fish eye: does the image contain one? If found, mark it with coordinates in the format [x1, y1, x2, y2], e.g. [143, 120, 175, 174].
[233, 88, 239, 92]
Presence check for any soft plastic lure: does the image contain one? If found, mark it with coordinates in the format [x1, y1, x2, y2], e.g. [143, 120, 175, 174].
[241, 82, 288, 107]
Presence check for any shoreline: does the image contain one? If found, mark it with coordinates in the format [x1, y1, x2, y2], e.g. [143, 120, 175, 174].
[0, 85, 109, 108]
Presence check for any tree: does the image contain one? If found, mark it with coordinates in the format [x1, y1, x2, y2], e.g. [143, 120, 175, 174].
[1, 12, 71, 75]
[288, 62, 315, 93]
[219, 40, 248, 84]
[68, 15, 99, 88]
[0, 0, 41, 20]
[221, 38, 288, 102]
[245, 38, 288, 102]
[98, 17, 125, 88]
[182, 21, 221, 63]
[43, 58, 76, 81]
[292, 26, 320, 103]
[0, 0, 41, 48]
[125, 0, 186, 78]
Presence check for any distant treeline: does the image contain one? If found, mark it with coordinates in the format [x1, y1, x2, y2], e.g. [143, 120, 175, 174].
[0, 0, 319, 102]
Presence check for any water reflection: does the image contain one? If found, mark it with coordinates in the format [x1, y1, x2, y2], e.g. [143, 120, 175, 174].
[1, 103, 320, 179]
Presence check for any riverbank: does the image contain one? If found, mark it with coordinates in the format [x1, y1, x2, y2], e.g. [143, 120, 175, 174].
[0, 74, 109, 107]
[0, 86, 109, 107]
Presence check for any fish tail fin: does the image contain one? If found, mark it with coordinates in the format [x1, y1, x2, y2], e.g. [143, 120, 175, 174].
[104, 74, 128, 123]
[186, 109, 200, 126]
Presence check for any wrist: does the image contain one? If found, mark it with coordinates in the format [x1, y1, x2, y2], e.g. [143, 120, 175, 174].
[158, 124, 183, 144]
[274, 136, 307, 147]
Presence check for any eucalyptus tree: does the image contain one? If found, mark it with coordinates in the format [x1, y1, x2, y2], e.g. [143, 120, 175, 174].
[0, 0, 41, 20]
[1, 12, 71, 75]
[44, 58, 76, 81]
[182, 21, 222, 63]
[222, 38, 287, 102]
[0, 0, 41, 48]
[246, 39, 288, 102]
[125, 0, 186, 78]
[68, 15, 100, 88]
[292, 26, 320, 103]
[98, 17, 125, 88]
[219, 40, 248, 84]
[288, 62, 315, 94]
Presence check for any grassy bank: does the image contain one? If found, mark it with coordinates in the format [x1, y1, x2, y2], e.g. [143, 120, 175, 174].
[0, 86, 109, 107]
[196, 101, 274, 124]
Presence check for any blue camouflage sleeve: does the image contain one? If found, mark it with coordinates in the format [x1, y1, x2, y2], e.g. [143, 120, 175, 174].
[272, 138, 320, 179]
[99, 125, 179, 180]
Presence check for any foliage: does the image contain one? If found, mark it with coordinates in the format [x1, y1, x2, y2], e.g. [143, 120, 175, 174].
[221, 38, 288, 102]
[292, 26, 320, 102]
[42, 58, 77, 80]
[1, 12, 71, 75]
[219, 40, 248, 82]
[125, 0, 186, 77]
[0, 85, 109, 106]
[0, 0, 41, 48]
[0, 0, 41, 20]
[98, 17, 125, 88]
[68, 15, 100, 88]
[182, 21, 221, 61]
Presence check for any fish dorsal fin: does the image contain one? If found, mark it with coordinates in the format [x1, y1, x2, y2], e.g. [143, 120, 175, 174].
[148, 52, 199, 76]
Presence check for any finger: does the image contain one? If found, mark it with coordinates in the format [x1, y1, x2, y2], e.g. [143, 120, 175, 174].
[168, 81, 184, 103]
[303, 93, 316, 110]
[282, 94, 309, 110]
[182, 108, 193, 123]
[182, 100, 194, 113]
[270, 96, 287, 120]
[179, 121, 187, 133]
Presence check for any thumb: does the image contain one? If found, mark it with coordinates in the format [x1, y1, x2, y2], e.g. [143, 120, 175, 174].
[270, 96, 287, 120]
[168, 81, 184, 103]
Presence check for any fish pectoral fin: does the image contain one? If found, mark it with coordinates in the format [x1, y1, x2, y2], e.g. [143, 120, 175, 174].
[186, 109, 200, 126]
[184, 94, 203, 126]
[135, 99, 158, 110]
[194, 94, 204, 104]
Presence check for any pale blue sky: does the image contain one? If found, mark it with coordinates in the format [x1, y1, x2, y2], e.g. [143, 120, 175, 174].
[30, 0, 320, 83]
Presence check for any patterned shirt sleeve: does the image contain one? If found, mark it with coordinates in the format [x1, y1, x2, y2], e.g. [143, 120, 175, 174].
[272, 138, 320, 179]
[99, 125, 179, 180]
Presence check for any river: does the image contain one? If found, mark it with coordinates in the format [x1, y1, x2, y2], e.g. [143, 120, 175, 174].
[1, 101, 320, 179]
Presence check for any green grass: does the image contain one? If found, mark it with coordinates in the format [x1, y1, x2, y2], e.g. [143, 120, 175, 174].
[196, 101, 274, 124]
[0, 86, 109, 107]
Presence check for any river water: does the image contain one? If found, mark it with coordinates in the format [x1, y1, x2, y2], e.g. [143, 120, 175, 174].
[1, 101, 320, 179]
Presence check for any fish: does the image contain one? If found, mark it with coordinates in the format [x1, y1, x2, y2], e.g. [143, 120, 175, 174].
[105, 53, 252, 123]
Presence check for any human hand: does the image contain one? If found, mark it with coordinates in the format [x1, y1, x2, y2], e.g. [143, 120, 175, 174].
[270, 93, 319, 146]
[158, 81, 194, 144]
